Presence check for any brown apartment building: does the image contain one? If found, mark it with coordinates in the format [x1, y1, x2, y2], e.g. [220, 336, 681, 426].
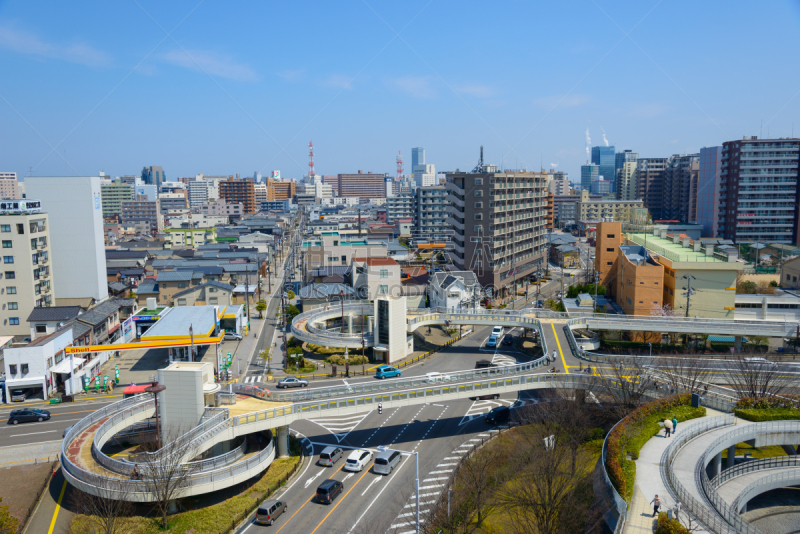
[266, 177, 296, 202]
[595, 221, 623, 292]
[337, 171, 389, 202]
[219, 177, 256, 214]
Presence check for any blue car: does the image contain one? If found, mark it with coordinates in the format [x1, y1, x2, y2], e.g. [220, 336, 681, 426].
[487, 335, 499, 348]
[375, 365, 401, 379]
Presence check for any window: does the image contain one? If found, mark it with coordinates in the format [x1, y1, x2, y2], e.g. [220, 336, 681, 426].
[380, 269, 388, 279]
[209, 287, 217, 293]
[640, 281, 644, 284]
[475, 190, 483, 197]
[474, 213, 483, 220]
[177, 298, 187, 306]
[177, 282, 186, 288]
[474, 202, 483, 208]
[209, 297, 218, 305]
[9, 317, 19, 325]
[7, 287, 16, 294]
[16, 224, 23, 234]
[379, 285, 388, 294]
[0, 225, 8, 233]
[21, 363, 28, 374]
[606, 248, 614, 252]
[607, 262, 613, 266]
[1, 241, 11, 249]
[9, 364, 16, 375]
[606, 234, 615, 239]
[475, 178, 483, 185]
[8, 302, 17, 310]
[3, 256, 12, 264]
[35, 324, 46, 333]
[356, 266, 366, 274]
[474, 225, 483, 233]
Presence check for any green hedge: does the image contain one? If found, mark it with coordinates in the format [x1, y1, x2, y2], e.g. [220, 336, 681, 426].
[735, 408, 800, 422]
[601, 340, 685, 353]
[656, 512, 691, 534]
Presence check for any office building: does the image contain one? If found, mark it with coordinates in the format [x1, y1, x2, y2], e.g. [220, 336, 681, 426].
[614, 150, 638, 199]
[254, 183, 267, 208]
[25, 177, 108, 301]
[385, 194, 414, 224]
[412, 147, 425, 168]
[581, 164, 599, 191]
[591, 146, 616, 192]
[413, 164, 436, 188]
[337, 171, 390, 202]
[188, 179, 210, 207]
[414, 186, 448, 241]
[0, 172, 19, 200]
[446, 167, 548, 296]
[100, 178, 134, 217]
[616, 161, 638, 201]
[717, 136, 800, 244]
[141, 166, 165, 186]
[0, 202, 53, 336]
[158, 193, 188, 214]
[548, 175, 570, 195]
[696, 146, 723, 238]
[575, 190, 644, 221]
[219, 177, 256, 214]
[121, 196, 162, 234]
[663, 154, 700, 223]
[266, 178, 296, 202]
[591, 179, 611, 195]
[635, 158, 668, 220]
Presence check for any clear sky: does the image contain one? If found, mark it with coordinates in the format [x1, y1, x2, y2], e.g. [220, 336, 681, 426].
[2, 0, 800, 183]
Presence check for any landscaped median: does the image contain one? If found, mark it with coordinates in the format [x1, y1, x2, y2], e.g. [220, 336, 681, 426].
[605, 393, 706, 503]
[734, 396, 800, 422]
[69, 435, 304, 534]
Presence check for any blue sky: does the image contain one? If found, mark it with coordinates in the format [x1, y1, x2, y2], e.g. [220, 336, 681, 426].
[2, 0, 800, 183]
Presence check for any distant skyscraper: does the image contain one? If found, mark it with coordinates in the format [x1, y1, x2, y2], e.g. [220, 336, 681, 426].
[412, 147, 425, 168]
[581, 164, 599, 191]
[697, 146, 723, 238]
[614, 150, 638, 199]
[141, 166, 165, 186]
[591, 146, 615, 193]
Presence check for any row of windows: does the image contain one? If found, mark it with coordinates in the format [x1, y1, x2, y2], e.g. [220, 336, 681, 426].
[736, 302, 800, 309]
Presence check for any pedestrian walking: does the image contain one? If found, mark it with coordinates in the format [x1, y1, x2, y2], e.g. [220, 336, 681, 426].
[664, 419, 673, 437]
[552, 350, 557, 362]
[650, 495, 661, 517]
[672, 416, 678, 434]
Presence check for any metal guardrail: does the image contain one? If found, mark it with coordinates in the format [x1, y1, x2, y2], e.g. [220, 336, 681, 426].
[599, 417, 628, 534]
[731, 468, 800, 514]
[568, 316, 795, 336]
[93, 400, 155, 475]
[218, 392, 236, 405]
[185, 437, 247, 472]
[128, 408, 230, 464]
[712, 456, 800, 487]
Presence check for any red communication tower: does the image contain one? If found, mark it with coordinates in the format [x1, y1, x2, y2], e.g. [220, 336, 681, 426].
[396, 150, 403, 180]
[308, 141, 315, 179]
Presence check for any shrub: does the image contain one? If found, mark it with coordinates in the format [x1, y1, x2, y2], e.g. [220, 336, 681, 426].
[656, 512, 691, 534]
[735, 408, 800, 422]
[287, 346, 303, 356]
[735, 396, 800, 409]
[770, 280, 778, 287]
[325, 354, 369, 366]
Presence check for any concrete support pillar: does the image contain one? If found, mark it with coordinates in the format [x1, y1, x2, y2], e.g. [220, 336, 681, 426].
[277, 425, 289, 458]
[368, 316, 374, 333]
[727, 445, 736, 469]
[734, 336, 743, 352]
[713, 451, 722, 477]
[781, 445, 799, 456]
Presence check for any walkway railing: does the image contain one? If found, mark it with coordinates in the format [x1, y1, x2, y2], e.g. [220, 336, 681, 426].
[128, 407, 230, 464]
[599, 417, 628, 534]
[712, 456, 800, 487]
[568, 316, 794, 337]
[93, 400, 156, 475]
[731, 469, 800, 514]
[185, 437, 248, 472]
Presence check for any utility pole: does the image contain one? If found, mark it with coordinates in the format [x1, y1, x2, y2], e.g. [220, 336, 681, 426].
[681, 275, 696, 317]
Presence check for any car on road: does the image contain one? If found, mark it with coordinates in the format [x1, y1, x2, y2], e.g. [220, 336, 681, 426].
[255, 499, 286, 526]
[486, 406, 511, 425]
[502, 335, 513, 346]
[469, 393, 501, 401]
[316, 479, 343, 504]
[8, 409, 50, 424]
[486, 335, 499, 348]
[344, 449, 373, 472]
[375, 365, 401, 379]
[475, 360, 496, 369]
[223, 332, 243, 341]
[373, 449, 402, 475]
[318, 446, 343, 467]
[491, 326, 504, 337]
[277, 376, 308, 388]
[425, 371, 452, 383]
[10, 389, 26, 402]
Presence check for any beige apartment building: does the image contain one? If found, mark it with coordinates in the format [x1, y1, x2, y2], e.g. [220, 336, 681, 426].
[0, 173, 19, 200]
[352, 257, 401, 300]
[0, 202, 54, 337]
[576, 190, 644, 221]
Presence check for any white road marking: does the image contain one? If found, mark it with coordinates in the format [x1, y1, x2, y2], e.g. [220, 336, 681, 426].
[346, 447, 410, 534]
[360, 476, 381, 496]
[429, 470, 452, 474]
[342, 472, 354, 482]
[303, 468, 326, 489]
[9, 430, 56, 437]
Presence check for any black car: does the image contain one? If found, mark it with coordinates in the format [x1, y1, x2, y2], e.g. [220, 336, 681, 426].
[485, 406, 510, 425]
[8, 409, 51, 425]
[316, 479, 343, 504]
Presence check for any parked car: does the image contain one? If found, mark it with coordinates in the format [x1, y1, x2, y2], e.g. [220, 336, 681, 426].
[502, 335, 513, 346]
[8, 409, 50, 425]
[475, 360, 496, 369]
[318, 446, 343, 467]
[10, 390, 26, 402]
[373, 449, 402, 475]
[224, 332, 243, 341]
[486, 406, 511, 425]
[255, 499, 286, 526]
[344, 449, 373, 472]
[277, 376, 308, 388]
[487, 335, 499, 348]
[375, 365, 401, 379]
[316, 479, 343, 504]
[491, 326, 504, 337]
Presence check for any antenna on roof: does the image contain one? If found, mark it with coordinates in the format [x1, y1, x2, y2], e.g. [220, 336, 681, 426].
[471, 146, 484, 173]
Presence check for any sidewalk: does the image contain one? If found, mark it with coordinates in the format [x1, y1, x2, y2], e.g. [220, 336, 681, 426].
[623, 408, 726, 534]
[0, 440, 62, 468]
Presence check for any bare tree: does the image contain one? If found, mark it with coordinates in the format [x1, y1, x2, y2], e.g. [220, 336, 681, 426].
[590, 356, 653, 420]
[69, 476, 133, 534]
[655, 357, 712, 394]
[728, 353, 791, 400]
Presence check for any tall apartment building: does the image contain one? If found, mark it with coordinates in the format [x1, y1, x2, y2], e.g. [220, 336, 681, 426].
[697, 146, 724, 238]
[0, 173, 19, 200]
[592, 146, 616, 191]
[188, 180, 210, 207]
[100, 178, 134, 217]
[219, 177, 256, 214]
[575, 190, 644, 221]
[580, 164, 599, 191]
[199, 198, 244, 218]
[121, 196, 162, 234]
[635, 158, 668, 220]
[415, 186, 447, 240]
[0, 202, 53, 336]
[254, 183, 267, 208]
[413, 164, 436, 187]
[446, 167, 547, 296]
[266, 178, 296, 202]
[548, 175, 570, 195]
[591, 179, 612, 195]
[614, 150, 638, 199]
[158, 193, 188, 214]
[26, 177, 108, 301]
[385, 194, 414, 224]
[322, 175, 339, 195]
[337, 171, 389, 202]
[717, 136, 800, 244]
[545, 193, 554, 230]
[662, 154, 699, 223]
[141, 166, 165, 186]
[617, 162, 638, 201]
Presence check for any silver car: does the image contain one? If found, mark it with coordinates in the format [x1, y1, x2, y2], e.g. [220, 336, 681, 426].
[277, 376, 308, 389]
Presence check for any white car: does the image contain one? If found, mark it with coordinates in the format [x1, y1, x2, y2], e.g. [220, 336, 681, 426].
[344, 449, 373, 472]
[491, 326, 504, 338]
[425, 372, 452, 383]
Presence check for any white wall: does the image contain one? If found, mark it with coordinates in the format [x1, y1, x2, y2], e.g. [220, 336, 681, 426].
[26, 177, 108, 301]
[158, 362, 208, 439]
[4, 328, 73, 400]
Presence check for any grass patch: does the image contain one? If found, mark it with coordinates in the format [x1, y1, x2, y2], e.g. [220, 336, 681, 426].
[720, 442, 787, 460]
[735, 407, 800, 422]
[70, 435, 303, 534]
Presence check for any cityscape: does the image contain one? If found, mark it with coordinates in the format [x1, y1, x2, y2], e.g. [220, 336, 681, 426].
[1, 2, 800, 534]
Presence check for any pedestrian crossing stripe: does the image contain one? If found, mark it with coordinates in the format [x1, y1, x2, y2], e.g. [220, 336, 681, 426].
[243, 376, 262, 383]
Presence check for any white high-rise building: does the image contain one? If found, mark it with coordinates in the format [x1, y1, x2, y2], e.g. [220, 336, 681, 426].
[0, 173, 19, 200]
[413, 164, 436, 188]
[25, 177, 108, 301]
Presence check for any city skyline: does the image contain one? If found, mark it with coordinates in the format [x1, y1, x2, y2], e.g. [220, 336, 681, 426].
[2, 1, 800, 182]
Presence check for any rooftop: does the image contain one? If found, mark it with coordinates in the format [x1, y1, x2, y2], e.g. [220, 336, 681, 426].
[627, 233, 728, 264]
[352, 257, 399, 266]
[156, 271, 196, 282]
[27, 306, 83, 323]
[141, 305, 219, 340]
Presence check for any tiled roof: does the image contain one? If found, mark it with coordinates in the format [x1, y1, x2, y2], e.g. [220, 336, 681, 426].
[173, 281, 234, 298]
[177, 266, 224, 276]
[312, 266, 351, 277]
[108, 282, 128, 292]
[106, 251, 149, 260]
[119, 268, 145, 277]
[27, 306, 83, 323]
[156, 271, 195, 282]
[137, 281, 159, 294]
[77, 300, 123, 326]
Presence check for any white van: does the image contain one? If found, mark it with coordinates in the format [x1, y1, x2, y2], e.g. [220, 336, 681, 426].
[373, 449, 402, 475]
[425, 372, 452, 383]
[491, 326, 504, 337]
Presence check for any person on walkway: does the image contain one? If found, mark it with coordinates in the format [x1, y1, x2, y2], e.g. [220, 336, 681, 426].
[650, 494, 661, 517]
[552, 350, 557, 362]
[672, 416, 678, 434]
[664, 419, 673, 437]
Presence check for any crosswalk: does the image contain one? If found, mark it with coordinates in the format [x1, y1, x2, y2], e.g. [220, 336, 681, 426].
[388, 433, 492, 533]
[307, 413, 370, 443]
[491, 353, 519, 366]
[242, 375, 263, 383]
[459, 397, 543, 426]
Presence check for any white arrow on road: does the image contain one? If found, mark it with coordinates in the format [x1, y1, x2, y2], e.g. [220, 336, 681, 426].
[343, 473, 355, 482]
[361, 475, 381, 496]
[304, 468, 326, 488]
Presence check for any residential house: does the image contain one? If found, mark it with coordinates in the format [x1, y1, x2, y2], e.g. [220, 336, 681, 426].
[298, 283, 355, 311]
[352, 257, 401, 300]
[173, 282, 234, 307]
[429, 271, 482, 311]
[27, 306, 83, 340]
[153, 271, 203, 306]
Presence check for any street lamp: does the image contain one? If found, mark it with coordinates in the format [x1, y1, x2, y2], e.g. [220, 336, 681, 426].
[378, 445, 420, 534]
[144, 383, 166, 449]
[189, 324, 194, 362]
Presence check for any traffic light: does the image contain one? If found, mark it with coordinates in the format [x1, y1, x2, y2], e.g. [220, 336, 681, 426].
[378, 403, 383, 415]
